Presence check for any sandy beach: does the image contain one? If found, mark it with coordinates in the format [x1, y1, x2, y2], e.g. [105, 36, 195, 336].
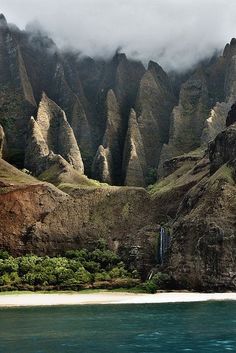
[0, 291, 236, 307]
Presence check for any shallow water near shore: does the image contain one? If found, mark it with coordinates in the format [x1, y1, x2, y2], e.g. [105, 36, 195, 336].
[0, 301, 236, 353]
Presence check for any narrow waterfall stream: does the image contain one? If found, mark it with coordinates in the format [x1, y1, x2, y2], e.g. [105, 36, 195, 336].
[159, 227, 170, 265]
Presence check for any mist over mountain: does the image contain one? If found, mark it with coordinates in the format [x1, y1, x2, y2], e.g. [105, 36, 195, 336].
[2, 0, 236, 71]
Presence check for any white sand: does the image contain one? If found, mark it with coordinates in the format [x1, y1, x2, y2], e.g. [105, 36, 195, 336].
[0, 291, 236, 307]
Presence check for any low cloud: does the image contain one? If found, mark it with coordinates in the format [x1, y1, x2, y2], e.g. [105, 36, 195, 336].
[1, 0, 236, 71]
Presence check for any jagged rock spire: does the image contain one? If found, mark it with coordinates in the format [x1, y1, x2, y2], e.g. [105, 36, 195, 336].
[25, 93, 84, 175]
[36, 92, 84, 173]
[122, 109, 146, 187]
[92, 89, 122, 184]
[226, 103, 236, 127]
[0, 124, 7, 159]
[0, 14, 7, 27]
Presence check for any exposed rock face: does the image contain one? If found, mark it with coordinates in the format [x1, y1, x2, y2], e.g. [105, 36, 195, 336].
[209, 123, 236, 174]
[135, 61, 176, 174]
[201, 102, 231, 145]
[0, 15, 36, 165]
[0, 159, 159, 276]
[0, 21, 148, 184]
[122, 109, 146, 186]
[37, 93, 84, 172]
[24, 117, 49, 175]
[226, 103, 236, 127]
[92, 145, 112, 184]
[92, 89, 122, 184]
[0, 15, 93, 171]
[0, 14, 7, 26]
[0, 13, 236, 184]
[159, 39, 236, 173]
[24, 117, 88, 186]
[200, 38, 236, 146]
[0, 158, 70, 253]
[25, 93, 84, 175]
[91, 57, 176, 186]
[159, 71, 209, 167]
[77, 52, 146, 178]
[93, 58, 177, 186]
[90, 54, 146, 185]
[114, 53, 146, 110]
[165, 126, 236, 290]
[167, 166, 236, 290]
[50, 62, 93, 159]
[80, 53, 180, 186]
[224, 39, 236, 100]
[0, 124, 7, 158]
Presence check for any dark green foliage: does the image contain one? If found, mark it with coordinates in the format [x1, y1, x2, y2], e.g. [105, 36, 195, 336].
[0, 245, 139, 291]
[142, 272, 172, 293]
[90, 249, 120, 270]
[145, 168, 157, 186]
[96, 238, 107, 251]
[0, 250, 10, 260]
[65, 249, 89, 262]
[65, 239, 120, 271]
[142, 279, 158, 293]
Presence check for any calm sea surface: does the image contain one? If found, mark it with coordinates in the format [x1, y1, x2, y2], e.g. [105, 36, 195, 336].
[0, 301, 235, 353]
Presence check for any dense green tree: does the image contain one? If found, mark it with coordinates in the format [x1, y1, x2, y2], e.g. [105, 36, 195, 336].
[0, 242, 140, 291]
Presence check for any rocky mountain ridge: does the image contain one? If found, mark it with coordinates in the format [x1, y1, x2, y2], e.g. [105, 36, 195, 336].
[2, 13, 234, 187]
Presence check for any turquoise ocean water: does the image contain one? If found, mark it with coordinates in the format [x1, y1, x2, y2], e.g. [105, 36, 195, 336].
[0, 301, 235, 353]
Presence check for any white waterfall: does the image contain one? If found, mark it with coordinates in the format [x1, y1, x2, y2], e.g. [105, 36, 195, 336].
[159, 227, 170, 265]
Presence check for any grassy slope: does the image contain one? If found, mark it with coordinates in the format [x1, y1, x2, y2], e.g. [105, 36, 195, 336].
[208, 163, 235, 187]
[0, 158, 39, 185]
[0, 158, 107, 196]
[149, 161, 195, 196]
[38, 163, 107, 191]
